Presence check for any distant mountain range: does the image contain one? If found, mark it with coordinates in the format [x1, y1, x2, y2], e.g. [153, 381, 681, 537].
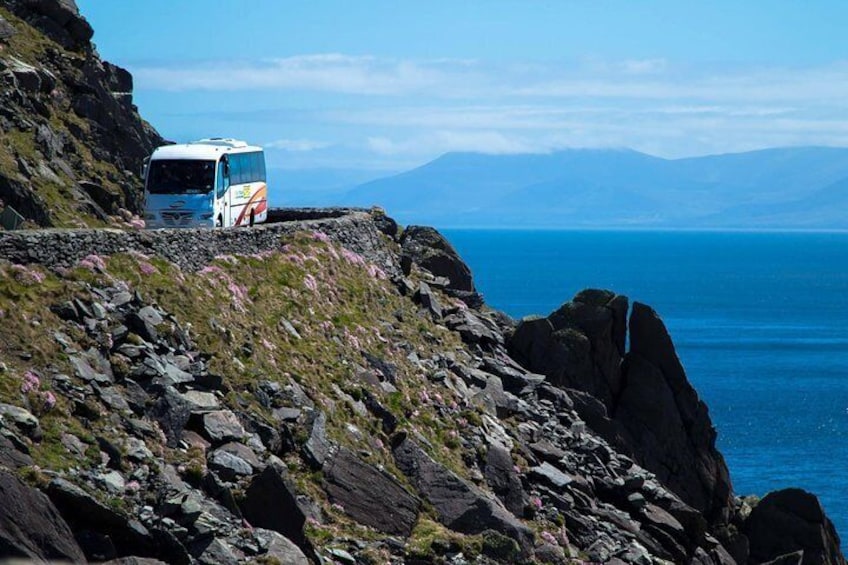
[331, 147, 848, 229]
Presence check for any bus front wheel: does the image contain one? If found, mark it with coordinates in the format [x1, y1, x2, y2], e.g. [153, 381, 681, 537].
[249, 210, 255, 227]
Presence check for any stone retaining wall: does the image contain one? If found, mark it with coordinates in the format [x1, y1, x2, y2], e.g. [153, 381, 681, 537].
[0, 208, 400, 276]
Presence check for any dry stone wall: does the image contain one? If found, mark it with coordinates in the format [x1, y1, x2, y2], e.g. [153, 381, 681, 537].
[0, 208, 400, 276]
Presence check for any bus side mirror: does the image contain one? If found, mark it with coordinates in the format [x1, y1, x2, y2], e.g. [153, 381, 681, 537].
[141, 156, 150, 179]
[222, 156, 230, 177]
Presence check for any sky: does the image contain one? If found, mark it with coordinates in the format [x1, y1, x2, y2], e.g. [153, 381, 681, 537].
[77, 0, 848, 174]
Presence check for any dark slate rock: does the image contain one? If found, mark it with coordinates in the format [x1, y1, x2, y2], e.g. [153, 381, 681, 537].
[50, 300, 79, 321]
[253, 528, 309, 565]
[363, 352, 400, 384]
[481, 355, 545, 395]
[0, 470, 85, 563]
[443, 309, 502, 345]
[239, 465, 313, 558]
[0, 404, 41, 441]
[126, 307, 162, 343]
[624, 302, 732, 522]
[47, 478, 159, 561]
[415, 281, 443, 320]
[361, 389, 398, 434]
[101, 558, 169, 565]
[322, 447, 420, 536]
[530, 462, 572, 489]
[400, 225, 476, 293]
[200, 410, 246, 444]
[0, 434, 33, 469]
[392, 435, 533, 552]
[188, 537, 239, 565]
[207, 449, 253, 482]
[745, 488, 845, 565]
[483, 444, 526, 517]
[302, 410, 333, 469]
[147, 387, 192, 448]
[70, 352, 113, 385]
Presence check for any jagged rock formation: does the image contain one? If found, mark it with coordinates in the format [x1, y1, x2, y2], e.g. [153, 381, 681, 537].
[508, 292, 732, 525]
[0, 0, 163, 228]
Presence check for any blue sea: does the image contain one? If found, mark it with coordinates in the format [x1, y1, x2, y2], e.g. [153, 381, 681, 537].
[443, 229, 848, 539]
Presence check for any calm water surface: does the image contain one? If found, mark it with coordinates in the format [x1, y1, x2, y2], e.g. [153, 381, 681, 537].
[443, 229, 848, 538]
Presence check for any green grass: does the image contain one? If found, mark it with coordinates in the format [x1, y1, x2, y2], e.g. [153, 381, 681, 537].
[0, 234, 523, 554]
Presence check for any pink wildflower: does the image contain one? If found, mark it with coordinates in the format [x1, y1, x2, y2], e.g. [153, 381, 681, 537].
[319, 320, 334, 333]
[125, 480, 141, 492]
[373, 438, 384, 450]
[303, 274, 318, 292]
[128, 217, 146, 229]
[419, 390, 430, 403]
[532, 497, 543, 509]
[138, 261, 157, 276]
[11, 264, 45, 285]
[21, 371, 40, 394]
[540, 531, 558, 546]
[286, 253, 305, 265]
[331, 502, 345, 513]
[367, 264, 387, 280]
[341, 248, 365, 266]
[79, 254, 107, 272]
[311, 231, 331, 243]
[199, 265, 223, 275]
[41, 391, 56, 411]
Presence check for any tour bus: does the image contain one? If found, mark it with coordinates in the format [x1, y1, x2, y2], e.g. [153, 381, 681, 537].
[143, 138, 268, 228]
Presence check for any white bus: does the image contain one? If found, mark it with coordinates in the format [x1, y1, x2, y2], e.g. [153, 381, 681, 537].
[143, 138, 269, 228]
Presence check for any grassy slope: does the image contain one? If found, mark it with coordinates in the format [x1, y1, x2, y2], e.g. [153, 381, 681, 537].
[0, 232, 550, 561]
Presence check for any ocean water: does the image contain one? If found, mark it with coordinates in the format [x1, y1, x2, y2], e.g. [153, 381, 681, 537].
[443, 229, 848, 539]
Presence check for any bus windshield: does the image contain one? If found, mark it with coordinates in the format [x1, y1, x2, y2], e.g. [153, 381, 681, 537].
[147, 159, 216, 194]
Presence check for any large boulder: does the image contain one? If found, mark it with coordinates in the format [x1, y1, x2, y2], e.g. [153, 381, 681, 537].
[46, 478, 161, 561]
[322, 447, 420, 536]
[745, 489, 845, 565]
[0, 470, 85, 562]
[392, 435, 533, 553]
[400, 226, 482, 306]
[238, 464, 313, 558]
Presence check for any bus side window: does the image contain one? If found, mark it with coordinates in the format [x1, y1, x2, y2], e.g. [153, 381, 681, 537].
[230, 154, 242, 185]
[259, 152, 266, 182]
[250, 152, 261, 182]
[217, 159, 229, 198]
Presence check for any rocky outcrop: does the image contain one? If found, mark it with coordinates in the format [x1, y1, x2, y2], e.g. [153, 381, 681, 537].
[745, 489, 845, 565]
[0, 470, 86, 562]
[401, 225, 483, 306]
[509, 291, 733, 526]
[622, 302, 732, 524]
[0, 0, 163, 227]
[392, 434, 534, 553]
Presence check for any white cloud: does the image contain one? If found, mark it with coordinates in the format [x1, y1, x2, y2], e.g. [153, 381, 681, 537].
[134, 53, 848, 163]
[367, 130, 548, 157]
[133, 53, 479, 95]
[265, 138, 332, 152]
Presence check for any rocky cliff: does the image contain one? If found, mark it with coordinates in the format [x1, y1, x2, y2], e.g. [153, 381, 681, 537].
[0, 211, 844, 564]
[0, 2, 845, 564]
[0, 0, 163, 228]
